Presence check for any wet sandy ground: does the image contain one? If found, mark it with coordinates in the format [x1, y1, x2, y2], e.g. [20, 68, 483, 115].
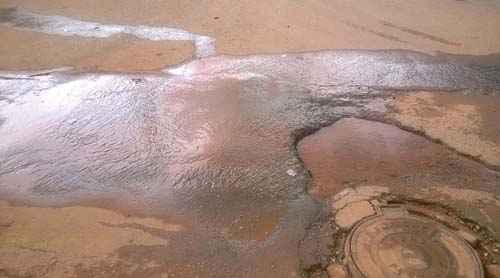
[1, 50, 500, 277]
[1, 1, 500, 278]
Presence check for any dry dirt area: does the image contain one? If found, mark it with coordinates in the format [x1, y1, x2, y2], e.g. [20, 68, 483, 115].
[1, 0, 500, 71]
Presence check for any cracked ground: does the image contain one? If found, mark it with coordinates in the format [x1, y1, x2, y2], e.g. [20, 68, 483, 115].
[1, 1, 500, 278]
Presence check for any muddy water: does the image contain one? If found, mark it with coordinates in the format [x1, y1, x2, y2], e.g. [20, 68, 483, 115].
[0, 75, 295, 237]
[0, 51, 500, 277]
[298, 118, 500, 199]
[0, 71, 326, 277]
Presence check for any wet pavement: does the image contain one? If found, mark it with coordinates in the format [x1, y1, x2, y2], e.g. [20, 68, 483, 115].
[1, 50, 499, 277]
[1, 1, 500, 278]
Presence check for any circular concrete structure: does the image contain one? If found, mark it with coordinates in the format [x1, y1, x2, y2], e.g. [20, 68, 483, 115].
[345, 214, 483, 278]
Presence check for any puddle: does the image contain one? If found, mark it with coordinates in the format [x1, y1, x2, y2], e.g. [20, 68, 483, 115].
[0, 71, 325, 277]
[298, 118, 500, 199]
[0, 50, 499, 277]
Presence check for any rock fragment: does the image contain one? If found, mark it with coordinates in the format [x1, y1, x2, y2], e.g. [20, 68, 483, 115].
[334, 201, 375, 230]
[326, 264, 347, 278]
[486, 264, 500, 278]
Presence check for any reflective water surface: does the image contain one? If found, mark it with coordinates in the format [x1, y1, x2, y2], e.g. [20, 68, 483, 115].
[0, 50, 499, 277]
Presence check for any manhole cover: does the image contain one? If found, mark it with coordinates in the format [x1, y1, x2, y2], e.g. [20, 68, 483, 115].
[345, 214, 483, 278]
